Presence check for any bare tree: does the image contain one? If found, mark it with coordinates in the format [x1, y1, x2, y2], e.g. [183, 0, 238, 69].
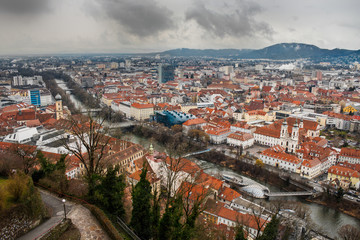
[338, 224, 360, 240]
[62, 114, 111, 196]
[11, 144, 38, 175]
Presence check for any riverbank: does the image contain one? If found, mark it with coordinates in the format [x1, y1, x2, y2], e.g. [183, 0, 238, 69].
[306, 197, 360, 220]
[198, 150, 360, 220]
[126, 129, 360, 238]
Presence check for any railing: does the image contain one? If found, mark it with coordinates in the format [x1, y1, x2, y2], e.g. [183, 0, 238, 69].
[116, 217, 142, 240]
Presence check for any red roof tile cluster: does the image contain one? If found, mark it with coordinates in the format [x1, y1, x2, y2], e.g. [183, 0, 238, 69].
[328, 165, 360, 178]
[183, 118, 207, 126]
[261, 145, 301, 164]
[227, 132, 253, 141]
[131, 102, 154, 109]
[340, 148, 360, 159]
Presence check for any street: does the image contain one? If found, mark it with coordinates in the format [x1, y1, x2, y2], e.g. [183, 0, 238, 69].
[17, 190, 73, 240]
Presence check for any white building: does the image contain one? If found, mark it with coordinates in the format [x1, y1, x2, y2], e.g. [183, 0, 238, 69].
[260, 145, 302, 173]
[3, 126, 39, 144]
[338, 148, 360, 164]
[205, 127, 231, 144]
[227, 132, 254, 149]
[254, 118, 320, 154]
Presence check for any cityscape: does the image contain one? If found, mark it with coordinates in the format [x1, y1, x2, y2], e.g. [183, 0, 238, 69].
[0, 1, 360, 240]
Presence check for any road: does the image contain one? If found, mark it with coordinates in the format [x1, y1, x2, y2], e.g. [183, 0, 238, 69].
[17, 190, 73, 240]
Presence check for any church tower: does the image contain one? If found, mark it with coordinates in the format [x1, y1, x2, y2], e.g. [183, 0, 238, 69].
[55, 94, 64, 120]
[292, 122, 299, 140]
[149, 143, 154, 155]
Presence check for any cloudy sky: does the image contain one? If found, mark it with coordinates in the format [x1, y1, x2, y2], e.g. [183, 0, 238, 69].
[0, 0, 359, 55]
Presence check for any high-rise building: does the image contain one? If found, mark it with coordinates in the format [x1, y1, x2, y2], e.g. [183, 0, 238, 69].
[29, 89, 41, 106]
[125, 59, 131, 68]
[158, 64, 175, 83]
[316, 71, 322, 81]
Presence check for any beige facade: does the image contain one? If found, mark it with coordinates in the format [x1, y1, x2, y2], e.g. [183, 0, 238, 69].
[180, 104, 198, 113]
[131, 103, 154, 121]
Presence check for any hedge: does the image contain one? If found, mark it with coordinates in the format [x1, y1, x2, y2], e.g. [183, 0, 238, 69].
[84, 204, 123, 240]
[41, 219, 72, 240]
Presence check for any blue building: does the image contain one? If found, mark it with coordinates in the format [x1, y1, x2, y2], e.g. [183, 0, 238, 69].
[154, 110, 196, 127]
[158, 64, 175, 83]
[29, 89, 41, 106]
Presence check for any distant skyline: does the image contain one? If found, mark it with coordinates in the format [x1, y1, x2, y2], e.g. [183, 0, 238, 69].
[0, 0, 360, 55]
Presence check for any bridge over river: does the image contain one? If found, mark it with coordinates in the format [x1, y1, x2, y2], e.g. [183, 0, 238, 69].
[264, 191, 313, 197]
[222, 174, 314, 198]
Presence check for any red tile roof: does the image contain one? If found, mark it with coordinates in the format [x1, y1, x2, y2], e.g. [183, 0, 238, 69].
[131, 102, 154, 109]
[340, 148, 360, 159]
[328, 165, 360, 178]
[183, 118, 207, 126]
[261, 145, 301, 164]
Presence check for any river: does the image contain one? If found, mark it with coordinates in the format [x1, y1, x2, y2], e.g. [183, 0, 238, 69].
[55, 80, 360, 238]
[124, 133, 360, 238]
[55, 79, 87, 110]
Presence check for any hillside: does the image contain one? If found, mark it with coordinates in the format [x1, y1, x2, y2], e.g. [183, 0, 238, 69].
[155, 43, 360, 60]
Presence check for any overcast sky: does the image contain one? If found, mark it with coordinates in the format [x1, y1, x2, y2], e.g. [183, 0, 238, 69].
[0, 0, 359, 55]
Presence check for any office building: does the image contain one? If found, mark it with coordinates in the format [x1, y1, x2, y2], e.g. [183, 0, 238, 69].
[158, 64, 175, 83]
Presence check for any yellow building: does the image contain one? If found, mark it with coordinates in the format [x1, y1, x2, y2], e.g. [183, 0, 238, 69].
[180, 104, 198, 113]
[242, 110, 274, 122]
[327, 165, 360, 189]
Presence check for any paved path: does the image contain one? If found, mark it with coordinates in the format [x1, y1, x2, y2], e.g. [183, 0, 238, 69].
[18, 190, 73, 240]
[68, 205, 110, 240]
[17, 190, 110, 240]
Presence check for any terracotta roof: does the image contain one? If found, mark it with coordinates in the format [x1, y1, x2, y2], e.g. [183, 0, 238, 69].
[328, 165, 360, 178]
[183, 118, 207, 126]
[227, 132, 253, 141]
[131, 102, 154, 109]
[340, 148, 360, 159]
[218, 186, 241, 202]
[301, 159, 321, 168]
[261, 145, 301, 164]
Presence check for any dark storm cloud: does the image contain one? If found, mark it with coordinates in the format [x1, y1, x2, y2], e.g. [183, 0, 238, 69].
[95, 0, 174, 37]
[185, 1, 273, 38]
[0, 0, 50, 14]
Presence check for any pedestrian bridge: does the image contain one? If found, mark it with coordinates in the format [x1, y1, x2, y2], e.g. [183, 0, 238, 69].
[183, 149, 211, 157]
[265, 191, 313, 197]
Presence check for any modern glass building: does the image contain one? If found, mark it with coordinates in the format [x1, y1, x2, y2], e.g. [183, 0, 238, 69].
[29, 89, 41, 106]
[154, 110, 196, 127]
[158, 64, 175, 83]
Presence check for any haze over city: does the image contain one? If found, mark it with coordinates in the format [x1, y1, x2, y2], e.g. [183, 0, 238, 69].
[1, 0, 360, 55]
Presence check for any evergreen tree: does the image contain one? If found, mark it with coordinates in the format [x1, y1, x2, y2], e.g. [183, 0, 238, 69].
[235, 226, 246, 240]
[130, 167, 152, 240]
[159, 206, 173, 240]
[336, 187, 344, 202]
[181, 203, 200, 240]
[151, 190, 160, 240]
[95, 165, 125, 217]
[258, 215, 280, 240]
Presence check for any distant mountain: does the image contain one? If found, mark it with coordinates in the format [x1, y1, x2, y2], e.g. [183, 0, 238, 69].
[155, 43, 360, 60]
[159, 48, 251, 58]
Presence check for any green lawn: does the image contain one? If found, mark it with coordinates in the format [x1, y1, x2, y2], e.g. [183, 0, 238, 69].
[0, 178, 9, 185]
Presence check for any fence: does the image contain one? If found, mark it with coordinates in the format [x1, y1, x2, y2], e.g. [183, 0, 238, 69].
[116, 217, 142, 240]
